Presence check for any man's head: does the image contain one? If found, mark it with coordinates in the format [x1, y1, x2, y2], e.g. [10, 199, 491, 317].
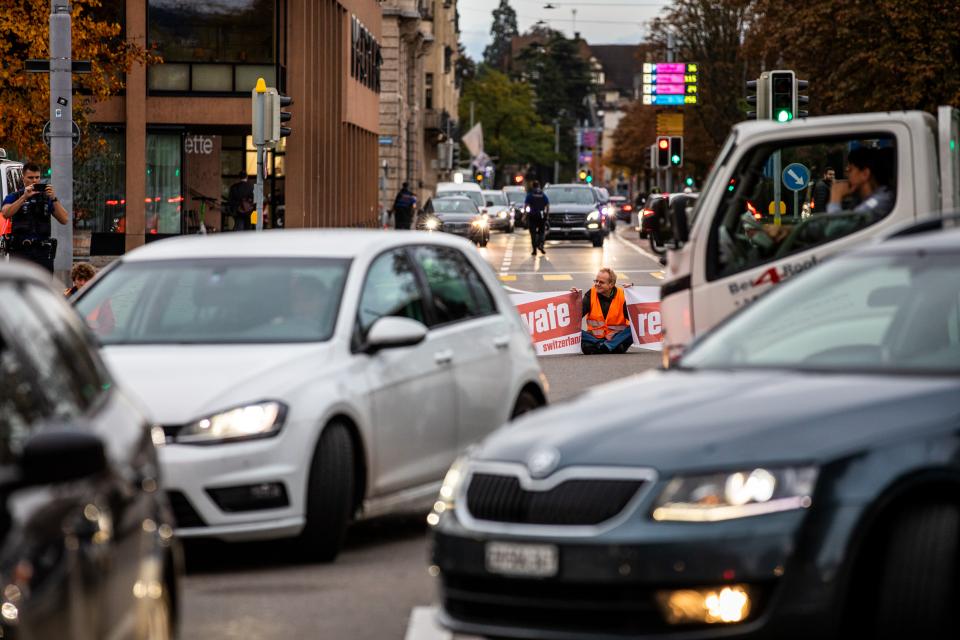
[823, 166, 835, 182]
[531, 181, 541, 191]
[593, 267, 617, 296]
[71, 262, 96, 289]
[23, 162, 42, 188]
[845, 148, 886, 195]
[402, 182, 409, 190]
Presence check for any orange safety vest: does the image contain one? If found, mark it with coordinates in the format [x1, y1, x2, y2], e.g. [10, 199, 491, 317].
[586, 286, 629, 341]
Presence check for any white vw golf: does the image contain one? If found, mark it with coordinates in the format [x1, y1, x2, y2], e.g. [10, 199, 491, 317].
[75, 230, 547, 561]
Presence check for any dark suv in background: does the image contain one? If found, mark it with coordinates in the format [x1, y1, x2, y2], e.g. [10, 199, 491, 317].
[544, 184, 605, 247]
[641, 192, 698, 255]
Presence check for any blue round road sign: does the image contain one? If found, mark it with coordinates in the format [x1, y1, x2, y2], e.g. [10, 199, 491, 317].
[781, 163, 810, 192]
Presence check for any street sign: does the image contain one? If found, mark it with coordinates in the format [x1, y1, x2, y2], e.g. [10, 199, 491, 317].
[781, 163, 810, 191]
[42, 120, 80, 148]
[642, 62, 698, 106]
[378, 136, 393, 145]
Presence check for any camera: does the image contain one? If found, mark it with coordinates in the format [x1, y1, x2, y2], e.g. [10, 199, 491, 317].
[32, 182, 49, 194]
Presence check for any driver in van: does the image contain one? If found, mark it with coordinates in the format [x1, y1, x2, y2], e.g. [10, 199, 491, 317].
[828, 146, 894, 219]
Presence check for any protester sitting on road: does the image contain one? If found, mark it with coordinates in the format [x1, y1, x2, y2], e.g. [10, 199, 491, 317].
[64, 262, 96, 297]
[828, 147, 894, 219]
[571, 268, 634, 355]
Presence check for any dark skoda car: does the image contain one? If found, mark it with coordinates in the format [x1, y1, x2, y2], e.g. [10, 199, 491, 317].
[418, 196, 491, 247]
[0, 261, 182, 639]
[431, 227, 960, 639]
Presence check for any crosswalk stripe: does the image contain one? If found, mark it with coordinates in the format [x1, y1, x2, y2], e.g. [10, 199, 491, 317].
[499, 275, 517, 281]
[650, 271, 665, 280]
[404, 607, 451, 640]
[542, 274, 573, 281]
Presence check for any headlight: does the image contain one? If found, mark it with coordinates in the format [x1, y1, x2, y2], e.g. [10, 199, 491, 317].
[175, 401, 287, 444]
[425, 218, 439, 230]
[498, 211, 507, 218]
[652, 466, 817, 522]
[586, 210, 601, 221]
[428, 454, 470, 526]
[472, 216, 488, 228]
[524, 205, 531, 213]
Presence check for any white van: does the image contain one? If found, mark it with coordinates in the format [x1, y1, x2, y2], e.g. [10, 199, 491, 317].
[436, 181, 486, 213]
[0, 148, 24, 205]
[660, 107, 960, 361]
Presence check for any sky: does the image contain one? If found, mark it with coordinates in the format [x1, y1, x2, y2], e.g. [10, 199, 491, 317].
[458, 0, 674, 61]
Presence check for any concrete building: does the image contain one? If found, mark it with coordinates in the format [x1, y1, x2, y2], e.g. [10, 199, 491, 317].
[378, 0, 458, 215]
[84, 0, 383, 256]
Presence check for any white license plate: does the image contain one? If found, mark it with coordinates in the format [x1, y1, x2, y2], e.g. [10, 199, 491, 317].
[485, 542, 559, 578]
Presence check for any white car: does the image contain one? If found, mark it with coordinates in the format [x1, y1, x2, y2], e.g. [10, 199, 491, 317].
[74, 230, 547, 561]
[482, 190, 515, 232]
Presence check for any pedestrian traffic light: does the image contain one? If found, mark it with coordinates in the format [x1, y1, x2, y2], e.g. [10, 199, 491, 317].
[669, 136, 683, 167]
[656, 136, 670, 168]
[769, 70, 796, 123]
[272, 91, 293, 144]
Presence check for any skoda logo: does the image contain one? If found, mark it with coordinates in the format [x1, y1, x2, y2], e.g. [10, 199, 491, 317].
[526, 447, 561, 478]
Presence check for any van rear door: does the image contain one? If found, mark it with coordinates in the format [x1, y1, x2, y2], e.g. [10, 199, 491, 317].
[939, 106, 960, 212]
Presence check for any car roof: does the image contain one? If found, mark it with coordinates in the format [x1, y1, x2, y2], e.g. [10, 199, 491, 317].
[437, 182, 481, 191]
[545, 184, 593, 189]
[118, 229, 477, 262]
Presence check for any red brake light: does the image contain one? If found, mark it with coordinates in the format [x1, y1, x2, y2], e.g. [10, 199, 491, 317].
[642, 209, 655, 217]
[623, 204, 633, 212]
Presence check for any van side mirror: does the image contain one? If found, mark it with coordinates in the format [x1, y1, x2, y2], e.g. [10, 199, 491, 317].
[19, 428, 108, 486]
[670, 198, 690, 246]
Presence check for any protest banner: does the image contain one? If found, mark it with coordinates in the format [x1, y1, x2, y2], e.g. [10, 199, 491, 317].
[510, 291, 582, 355]
[625, 286, 663, 351]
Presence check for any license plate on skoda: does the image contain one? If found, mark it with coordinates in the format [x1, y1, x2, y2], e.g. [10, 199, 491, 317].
[485, 542, 559, 578]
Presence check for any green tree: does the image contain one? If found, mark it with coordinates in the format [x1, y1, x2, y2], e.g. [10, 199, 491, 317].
[483, 0, 519, 71]
[459, 69, 556, 176]
[0, 0, 156, 164]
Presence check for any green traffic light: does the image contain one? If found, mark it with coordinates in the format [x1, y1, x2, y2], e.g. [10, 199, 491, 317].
[776, 109, 792, 123]
[685, 177, 694, 186]
[586, 175, 593, 183]
[671, 155, 680, 164]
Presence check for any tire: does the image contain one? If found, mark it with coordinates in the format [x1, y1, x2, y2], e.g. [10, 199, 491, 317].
[298, 422, 355, 562]
[649, 233, 666, 256]
[874, 502, 959, 637]
[510, 389, 542, 420]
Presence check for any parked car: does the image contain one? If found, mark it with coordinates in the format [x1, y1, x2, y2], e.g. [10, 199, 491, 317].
[0, 259, 182, 638]
[503, 186, 527, 229]
[419, 196, 491, 247]
[641, 192, 699, 255]
[74, 230, 547, 562]
[430, 225, 960, 639]
[609, 194, 634, 222]
[482, 190, 515, 233]
[543, 184, 605, 247]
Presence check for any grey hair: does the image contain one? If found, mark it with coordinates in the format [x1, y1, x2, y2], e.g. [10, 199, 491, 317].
[598, 267, 617, 284]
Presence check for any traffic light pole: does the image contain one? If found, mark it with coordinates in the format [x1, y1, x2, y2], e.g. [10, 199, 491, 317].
[255, 145, 265, 232]
[49, 0, 72, 276]
[252, 79, 266, 232]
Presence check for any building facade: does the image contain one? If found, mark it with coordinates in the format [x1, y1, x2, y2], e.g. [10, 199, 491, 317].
[378, 0, 458, 214]
[85, 0, 382, 255]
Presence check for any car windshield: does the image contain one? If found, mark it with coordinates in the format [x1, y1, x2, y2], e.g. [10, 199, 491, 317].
[75, 258, 350, 345]
[484, 192, 508, 206]
[439, 190, 484, 208]
[433, 198, 478, 214]
[505, 191, 526, 205]
[544, 187, 596, 205]
[681, 250, 960, 374]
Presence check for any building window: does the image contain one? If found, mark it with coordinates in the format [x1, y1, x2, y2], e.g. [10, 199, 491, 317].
[75, 129, 125, 233]
[444, 46, 453, 75]
[148, 0, 277, 93]
[146, 133, 183, 235]
[425, 73, 434, 110]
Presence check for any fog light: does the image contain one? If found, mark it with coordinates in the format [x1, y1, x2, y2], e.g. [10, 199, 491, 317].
[656, 585, 751, 625]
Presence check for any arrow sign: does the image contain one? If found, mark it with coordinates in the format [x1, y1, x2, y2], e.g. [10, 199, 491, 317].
[781, 162, 810, 192]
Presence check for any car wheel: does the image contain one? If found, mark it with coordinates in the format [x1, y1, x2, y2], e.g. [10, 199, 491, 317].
[299, 421, 355, 562]
[510, 389, 542, 420]
[649, 233, 666, 256]
[874, 502, 959, 636]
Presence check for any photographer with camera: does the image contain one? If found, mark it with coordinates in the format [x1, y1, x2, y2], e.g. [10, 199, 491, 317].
[1, 163, 68, 272]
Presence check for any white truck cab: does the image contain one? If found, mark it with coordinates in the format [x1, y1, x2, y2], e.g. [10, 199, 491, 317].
[0, 148, 24, 205]
[661, 107, 960, 361]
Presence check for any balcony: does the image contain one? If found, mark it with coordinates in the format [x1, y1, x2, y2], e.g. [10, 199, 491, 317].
[424, 109, 450, 133]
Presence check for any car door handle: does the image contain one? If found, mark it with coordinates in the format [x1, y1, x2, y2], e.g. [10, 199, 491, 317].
[493, 335, 511, 349]
[434, 349, 454, 365]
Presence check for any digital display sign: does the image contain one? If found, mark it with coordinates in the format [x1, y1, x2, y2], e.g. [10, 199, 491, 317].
[641, 63, 699, 106]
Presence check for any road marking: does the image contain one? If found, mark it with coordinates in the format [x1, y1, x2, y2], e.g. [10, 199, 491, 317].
[499, 274, 517, 281]
[505, 270, 662, 275]
[650, 271, 665, 280]
[614, 228, 664, 265]
[502, 284, 535, 294]
[543, 274, 573, 281]
[404, 606, 453, 640]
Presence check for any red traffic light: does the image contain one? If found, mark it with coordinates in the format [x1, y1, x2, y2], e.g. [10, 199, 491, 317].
[658, 138, 669, 149]
[513, 174, 524, 184]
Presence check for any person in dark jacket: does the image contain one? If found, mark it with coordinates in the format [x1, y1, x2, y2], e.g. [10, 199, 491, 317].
[392, 183, 418, 230]
[524, 181, 549, 255]
[1, 162, 69, 272]
[811, 166, 835, 214]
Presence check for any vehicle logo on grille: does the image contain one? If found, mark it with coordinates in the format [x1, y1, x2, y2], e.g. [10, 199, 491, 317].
[526, 447, 561, 478]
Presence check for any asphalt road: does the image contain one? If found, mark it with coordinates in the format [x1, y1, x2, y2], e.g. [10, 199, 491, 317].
[179, 223, 663, 640]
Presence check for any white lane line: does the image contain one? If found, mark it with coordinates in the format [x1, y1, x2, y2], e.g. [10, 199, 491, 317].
[404, 606, 453, 640]
[614, 228, 663, 265]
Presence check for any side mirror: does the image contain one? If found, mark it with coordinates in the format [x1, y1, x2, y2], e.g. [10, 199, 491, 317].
[364, 316, 428, 353]
[486, 200, 495, 207]
[20, 428, 108, 486]
[669, 198, 690, 246]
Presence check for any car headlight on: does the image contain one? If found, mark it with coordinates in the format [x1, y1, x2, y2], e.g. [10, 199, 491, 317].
[498, 211, 507, 218]
[652, 466, 818, 522]
[175, 401, 287, 445]
[472, 216, 489, 228]
[428, 454, 470, 526]
[586, 210, 601, 221]
[425, 218, 439, 230]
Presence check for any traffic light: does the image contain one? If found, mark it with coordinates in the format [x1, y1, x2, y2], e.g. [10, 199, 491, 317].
[796, 78, 810, 118]
[585, 169, 593, 184]
[669, 136, 683, 167]
[769, 70, 796, 123]
[656, 136, 670, 168]
[513, 173, 524, 184]
[685, 176, 694, 187]
[273, 91, 293, 143]
[578, 168, 588, 182]
[251, 78, 269, 145]
[475, 172, 484, 183]
[745, 76, 769, 120]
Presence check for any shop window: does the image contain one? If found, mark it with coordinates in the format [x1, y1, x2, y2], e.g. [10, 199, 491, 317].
[146, 133, 183, 235]
[75, 129, 125, 234]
